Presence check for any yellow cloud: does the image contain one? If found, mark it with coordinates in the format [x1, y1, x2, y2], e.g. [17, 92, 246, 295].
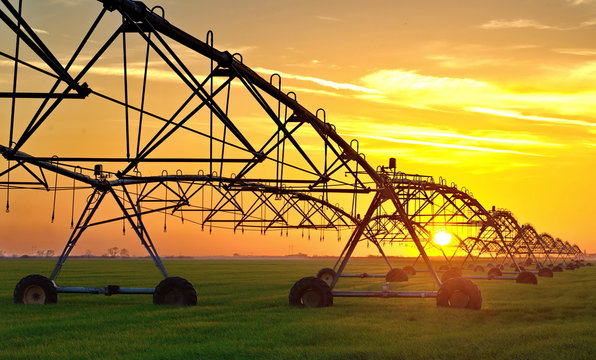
[345, 134, 543, 156]
[360, 69, 490, 93]
[466, 107, 596, 127]
[479, 19, 564, 30]
[253, 67, 380, 94]
[338, 121, 562, 148]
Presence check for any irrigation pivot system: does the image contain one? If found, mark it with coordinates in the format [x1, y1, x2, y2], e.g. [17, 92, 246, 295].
[0, 0, 588, 309]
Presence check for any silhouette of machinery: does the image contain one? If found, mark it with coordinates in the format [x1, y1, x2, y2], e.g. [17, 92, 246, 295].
[0, 0, 587, 308]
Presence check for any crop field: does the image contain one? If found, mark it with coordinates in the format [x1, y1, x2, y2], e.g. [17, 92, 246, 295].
[0, 258, 595, 360]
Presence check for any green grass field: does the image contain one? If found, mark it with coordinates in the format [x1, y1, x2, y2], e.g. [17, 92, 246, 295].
[1, 258, 594, 360]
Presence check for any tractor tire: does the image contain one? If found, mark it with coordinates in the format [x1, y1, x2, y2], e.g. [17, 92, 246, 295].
[487, 267, 502, 279]
[516, 271, 538, 285]
[441, 268, 462, 282]
[385, 268, 408, 282]
[474, 265, 484, 273]
[289, 277, 333, 307]
[13, 274, 57, 305]
[552, 265, 564, 272]
[538, 268, 554, 278]
[436, 277, 482, 310]
[316, 268, 336, 287]
[403, 266, 416, 276]
[153, 277, 197, 306]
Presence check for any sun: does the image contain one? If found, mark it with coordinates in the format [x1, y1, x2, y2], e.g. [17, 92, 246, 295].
[433, 230, 452, 246]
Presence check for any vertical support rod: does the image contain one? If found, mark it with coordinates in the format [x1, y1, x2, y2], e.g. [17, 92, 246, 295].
[331, 191, 383, 289]
[50, 189, 105, 280]
[111, 187, 168, 278]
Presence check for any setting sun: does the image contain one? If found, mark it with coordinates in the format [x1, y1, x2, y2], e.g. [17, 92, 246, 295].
[433, 230, 452, 246]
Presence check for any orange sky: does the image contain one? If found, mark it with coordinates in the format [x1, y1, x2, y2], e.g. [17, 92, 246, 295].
[0, 0, 595, 257]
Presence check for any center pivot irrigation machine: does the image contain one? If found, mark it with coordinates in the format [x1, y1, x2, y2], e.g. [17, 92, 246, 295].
[0, 0, 588, 309]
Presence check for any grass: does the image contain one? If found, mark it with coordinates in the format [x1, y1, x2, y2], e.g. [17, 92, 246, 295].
[0, 258, 595, 360]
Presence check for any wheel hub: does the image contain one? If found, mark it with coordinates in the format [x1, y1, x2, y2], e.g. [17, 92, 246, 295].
[23, 285, 46, 304]
[320, 274, 333, 285]
[164, 289, 185, 305]
[449, 290, 470, 308]
[301, 290, 322, 307]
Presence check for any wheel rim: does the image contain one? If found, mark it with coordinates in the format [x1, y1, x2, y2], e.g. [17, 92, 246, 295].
[320, 274, 333, 286]
[23, 285, 46, 304]
[164, 289, 185, 305]
[301, 289, 322, 307]
[449, 290, 470, 308]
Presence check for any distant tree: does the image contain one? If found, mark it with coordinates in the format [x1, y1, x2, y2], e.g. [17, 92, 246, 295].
[107, 247, 119, 257]
[84, 249, 93, 258]
[36, 249, 55, 257]
[119, 248, 130, 257]
[0, 249, 5, 257]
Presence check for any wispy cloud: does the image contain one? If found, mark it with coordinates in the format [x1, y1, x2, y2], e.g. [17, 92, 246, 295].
[426, 55, 503, 69]
[564, 0, 595, 5]
[383, 130, 562, 147]
[479, 19, 565, 30]
[253, 67, 380, 94]
[223, 45, 259, 55]
[337, 121, 562, 149]
[479, 17, 596, 30]
[32, 28, 49, 35]
[50, 0, 82, 6]
[580, 18, 596, 26]
[347, 134, 543, 156]
[356, 66, 596, 125]
[360, 69, 490, 92]
[552, 48, 596, 56]
[316, 15, 340, 22]
[466, 107, 596, 127]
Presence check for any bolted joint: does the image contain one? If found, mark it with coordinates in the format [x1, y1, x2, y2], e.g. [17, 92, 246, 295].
[308, 175, 330, 190]
[254, 151, 267, 163]
[95, 181, 112, 192]
[219, 51, 234, 66]
[99, 0, 118, 11]
[75, 82, 91, 98]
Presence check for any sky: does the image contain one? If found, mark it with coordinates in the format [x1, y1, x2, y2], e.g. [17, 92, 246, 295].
[0, 0, 595, 258]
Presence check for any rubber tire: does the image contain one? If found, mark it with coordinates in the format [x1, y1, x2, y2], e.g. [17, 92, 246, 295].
[474, 265, 484, 273]
[552, 265, 564, 272]
[487, 267, 502, 279]
[487, 263, 494, 268]
[289, 277, 333, 307]
[441, 268, 462, 282]
[516, 271, 538, 285]
[497, 264, 505, 270]
[403, 266, 416, 276]
[385, 268, 408, 282]
[538, 268, 554, 278]
[13, 274, 57, 305]
[153, 277, 197, 306]
[586, 263, 593, 266]
[436, 277, 482, 310]
[316, 268, 336, 287]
